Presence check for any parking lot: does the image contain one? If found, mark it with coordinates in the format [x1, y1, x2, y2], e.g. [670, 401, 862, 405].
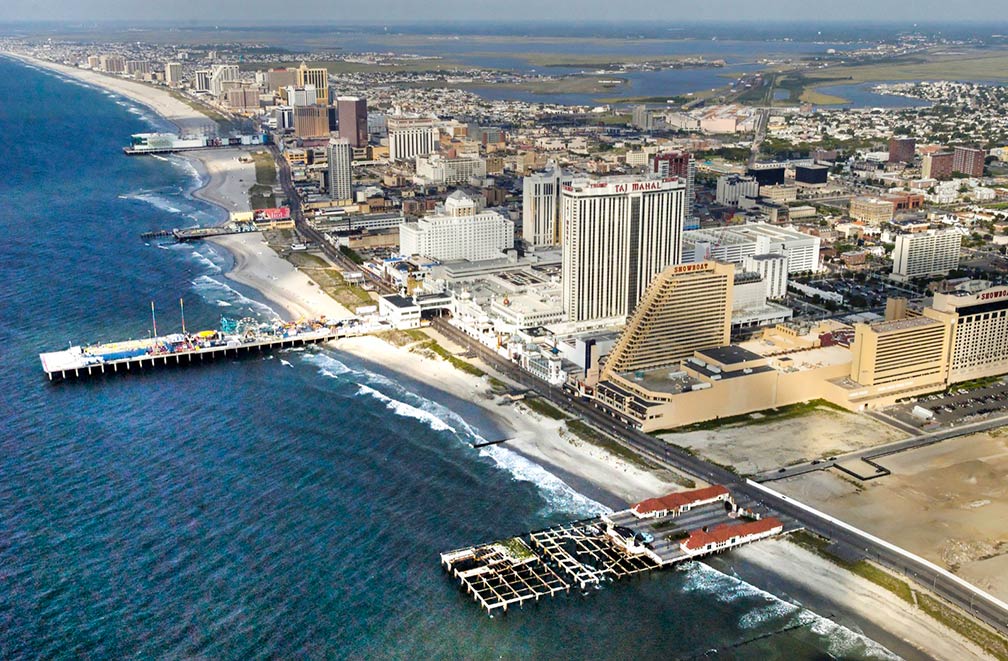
[882, 379, 1008, 431]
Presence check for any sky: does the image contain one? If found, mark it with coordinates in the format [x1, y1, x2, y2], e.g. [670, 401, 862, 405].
[0, 0, 1005, 24]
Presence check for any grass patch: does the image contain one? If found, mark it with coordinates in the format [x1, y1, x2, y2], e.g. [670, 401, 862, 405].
[417, 340, 485, 377]
[488, 376, 509, 393]
[524, 397, 567, 420]
[596, 113, 631, 126]
[250, 150, 277, 186]
[566, 419, 662, 471]
[248, 183, 276, 210]
[918, 593, 1008, 661]
[377, 328, 429, 348]
[662, 399, 848, 433]
[282, 254, 374, 309]
[339, 245, 364, 265]
[787, 531, 911, 603]
[497, 537, 535, 562]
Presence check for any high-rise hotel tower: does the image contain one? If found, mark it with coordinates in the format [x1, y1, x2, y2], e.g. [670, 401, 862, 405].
[561, 176, 686, 322]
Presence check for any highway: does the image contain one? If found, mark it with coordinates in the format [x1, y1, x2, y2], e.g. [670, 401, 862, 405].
[269, 144, 1008, 637]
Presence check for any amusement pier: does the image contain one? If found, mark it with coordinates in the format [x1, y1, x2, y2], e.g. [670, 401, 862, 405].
[39, 314, 364, 381]
[441, 485, 800, 615]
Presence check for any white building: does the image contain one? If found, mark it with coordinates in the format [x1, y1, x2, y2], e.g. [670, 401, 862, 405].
[522, 162, 575, 248]
[399, 191, 514, 262]
[683, 224, 820, 274]
[327, 138, 353, 203]
[209, 64, 240, 97]
[415, 154, 486, 185]
[284, 85, 318, 108]
[742, 253, 788, 299]
[561, 176, 686, 322]
[891, 230, 962, 281]
[387, 117, 439, 161]
[164, 62, 183, 85]
[716, 174, 760, 206]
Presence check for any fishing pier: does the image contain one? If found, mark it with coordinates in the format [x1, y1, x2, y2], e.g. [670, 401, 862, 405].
[441, 486, 799, 615]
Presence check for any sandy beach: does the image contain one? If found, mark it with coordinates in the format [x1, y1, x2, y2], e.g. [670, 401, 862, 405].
[189, 149, 257, 215]
[8, 54, 213, 135]
[332, 334, 689, 508]
[11, 49, 997, 659]
[209, 233, 355, 322]
[734, 540, 990, 661]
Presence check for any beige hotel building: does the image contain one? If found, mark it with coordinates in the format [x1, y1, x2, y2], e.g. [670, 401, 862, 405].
[592, 280, 1008, 431]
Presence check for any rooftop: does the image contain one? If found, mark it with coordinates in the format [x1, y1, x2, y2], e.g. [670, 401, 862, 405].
[696, 345, 764, 366]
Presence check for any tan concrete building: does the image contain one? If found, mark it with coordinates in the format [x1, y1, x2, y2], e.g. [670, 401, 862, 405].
[929, 285, 1008, 383]
[849, 196, 895, 225]
[292, 106, 330, 139]
[603, 262, 733, 374]
[296, 62, 329, 104]
[848, 317, 950, 389]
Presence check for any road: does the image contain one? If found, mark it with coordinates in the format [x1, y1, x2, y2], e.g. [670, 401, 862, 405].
[270, 143, 1008, 637]
[430, 318, 1008, 636]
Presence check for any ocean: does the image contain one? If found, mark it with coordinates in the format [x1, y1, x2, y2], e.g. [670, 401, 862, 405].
[0, 56, 900, 659]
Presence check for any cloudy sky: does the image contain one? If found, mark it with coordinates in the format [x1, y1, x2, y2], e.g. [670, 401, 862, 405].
[0, 0, 1002, 23]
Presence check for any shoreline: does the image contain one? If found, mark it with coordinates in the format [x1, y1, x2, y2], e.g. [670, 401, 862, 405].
[12, 50, 998, 660]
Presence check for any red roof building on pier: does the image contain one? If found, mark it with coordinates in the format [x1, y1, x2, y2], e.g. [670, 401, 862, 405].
[631, 485, 731, 518]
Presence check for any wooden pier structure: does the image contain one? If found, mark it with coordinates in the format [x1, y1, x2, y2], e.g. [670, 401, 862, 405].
[441, 486, 800, 615]
[39, 327, 359, 382]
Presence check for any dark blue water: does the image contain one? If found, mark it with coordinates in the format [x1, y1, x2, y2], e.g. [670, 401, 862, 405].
[0, 56, 899, 659]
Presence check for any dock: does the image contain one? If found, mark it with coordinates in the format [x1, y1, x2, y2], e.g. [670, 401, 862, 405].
[40, 316, 364, 381]
[441, 486, 800, 615]
[140, 223, 259, 243]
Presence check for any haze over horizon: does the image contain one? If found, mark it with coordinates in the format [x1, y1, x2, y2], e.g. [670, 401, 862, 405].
[0, 1, 1005, 25]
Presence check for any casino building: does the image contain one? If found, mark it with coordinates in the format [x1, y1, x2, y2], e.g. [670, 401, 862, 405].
[927, 285, 1008, 383]
[590, 282, 1008, 431]
[561, 176, 686, 322]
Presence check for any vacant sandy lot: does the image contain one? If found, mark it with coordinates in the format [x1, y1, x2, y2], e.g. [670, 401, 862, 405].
[660, 407, 904, 474]
[775, 429, 1008, 600]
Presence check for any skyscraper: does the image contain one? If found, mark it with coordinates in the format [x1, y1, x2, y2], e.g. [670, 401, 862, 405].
[337, 96, 368, 147]
[922, 151, 954, 180]
[952, 146, 985, 178]
[602, 261, 734, 374]
[888, 137, 916, 164]
[296, 62, 329, 105]
[208, 64, 240, 97]
[652, 151, 695, 225]
[522, 161, 574, 247]
[561, 176, 686, 322]
[387, 117, 439, 161]
[327, 138, 353, 203]
[292, 106, 330, 139]
[164, 62, 183, 86]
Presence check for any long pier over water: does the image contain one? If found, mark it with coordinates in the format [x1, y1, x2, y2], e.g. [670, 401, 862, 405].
[441, 486, 799, 615]
[39, 317, 364, 381]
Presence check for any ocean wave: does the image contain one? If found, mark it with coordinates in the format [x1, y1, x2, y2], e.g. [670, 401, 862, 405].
[188, 246, 224, 274]
[120, 191, 183, 214]
[168, 155, 205, 189]
[302, 352, 353, 378]
[478, 444, 610, 518]
[302, 348, 608, 517]
[190, 275, 279, 320]
[680, 562, 897, 659]
[357, 384, 456, 433]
